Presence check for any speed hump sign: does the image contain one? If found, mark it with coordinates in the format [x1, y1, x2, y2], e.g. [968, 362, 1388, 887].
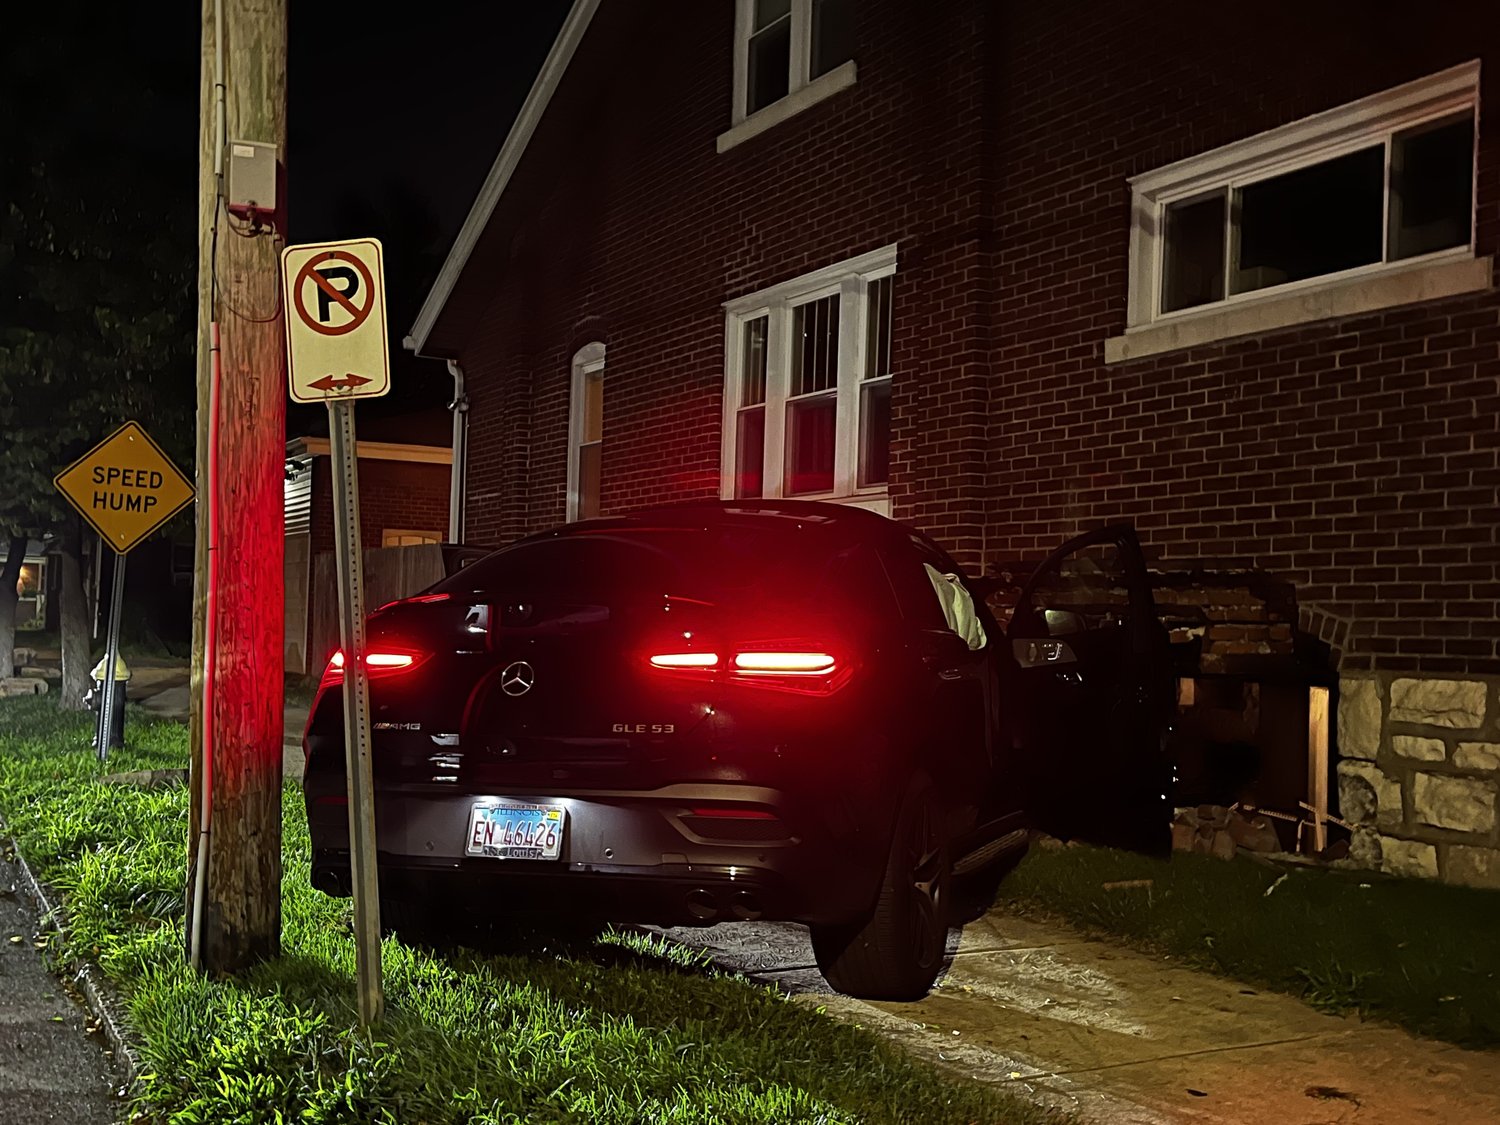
[280, 237, 391, 403]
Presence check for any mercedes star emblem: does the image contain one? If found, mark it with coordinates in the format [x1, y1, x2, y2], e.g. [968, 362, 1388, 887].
[500, 660, 536, 697]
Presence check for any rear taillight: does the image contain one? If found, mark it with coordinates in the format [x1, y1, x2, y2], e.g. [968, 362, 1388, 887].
[649, 652, 721, 670]
[318, 647, 430, 688]
[646, 642, 850, 695]
[732, 651, 837, 675]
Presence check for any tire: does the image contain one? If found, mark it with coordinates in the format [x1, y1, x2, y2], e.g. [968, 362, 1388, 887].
[810, 774, 951, 1001]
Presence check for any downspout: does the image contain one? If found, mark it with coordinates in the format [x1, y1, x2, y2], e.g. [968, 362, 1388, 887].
[446, 360, 468, 543]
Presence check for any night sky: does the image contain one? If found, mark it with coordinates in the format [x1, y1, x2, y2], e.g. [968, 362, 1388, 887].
[10, 1, 570, 441]
[286, 2, 569, 438]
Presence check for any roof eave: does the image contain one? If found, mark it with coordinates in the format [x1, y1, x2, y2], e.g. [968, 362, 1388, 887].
[407, 0, 601, 358]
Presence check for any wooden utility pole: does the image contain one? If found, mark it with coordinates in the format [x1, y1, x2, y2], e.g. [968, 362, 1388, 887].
[185, 0, 288, 974]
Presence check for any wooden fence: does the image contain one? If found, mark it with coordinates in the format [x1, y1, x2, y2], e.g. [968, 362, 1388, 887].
[306, 544, 446, 674]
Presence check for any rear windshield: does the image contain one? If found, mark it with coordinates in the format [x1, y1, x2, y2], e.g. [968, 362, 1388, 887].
[434, 527, 894, 613]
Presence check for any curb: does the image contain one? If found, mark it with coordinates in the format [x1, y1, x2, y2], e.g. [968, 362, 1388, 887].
[3, 822, 143, 1101]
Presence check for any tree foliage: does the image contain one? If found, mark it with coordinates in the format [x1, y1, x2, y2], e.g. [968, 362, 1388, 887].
[0, 10, 196, 542]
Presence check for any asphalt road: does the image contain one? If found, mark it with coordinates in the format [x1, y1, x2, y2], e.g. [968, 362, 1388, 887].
[0, 852, 120, 1125]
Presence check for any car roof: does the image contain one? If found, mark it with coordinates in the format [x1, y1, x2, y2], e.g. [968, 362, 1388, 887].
[546, 499, 900, 540]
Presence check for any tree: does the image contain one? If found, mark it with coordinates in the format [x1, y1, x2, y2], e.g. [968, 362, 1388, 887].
[0, 10, 196, 701]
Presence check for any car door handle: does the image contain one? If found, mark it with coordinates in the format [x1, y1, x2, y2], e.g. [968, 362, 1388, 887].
[938, 668, 964, 681]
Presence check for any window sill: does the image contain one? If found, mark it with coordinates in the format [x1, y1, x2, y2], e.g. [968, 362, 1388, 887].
[731, 490, 890, 516]
[793, 490, 890, 517]
[1104, 254, 1494, 365]
[716, 61, 857, 154]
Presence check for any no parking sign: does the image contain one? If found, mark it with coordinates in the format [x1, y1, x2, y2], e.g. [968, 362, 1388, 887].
[280, 237, 390, 402]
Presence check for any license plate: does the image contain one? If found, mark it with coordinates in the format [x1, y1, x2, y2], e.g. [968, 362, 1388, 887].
[465, 801, 566, 861]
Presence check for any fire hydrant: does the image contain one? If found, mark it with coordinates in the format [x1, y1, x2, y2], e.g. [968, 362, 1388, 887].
[90, 653, 130, 751]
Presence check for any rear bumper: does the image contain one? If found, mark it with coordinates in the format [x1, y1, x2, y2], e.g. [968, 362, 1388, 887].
[304, 780, 888, 928]
[312, 851, 801, 926]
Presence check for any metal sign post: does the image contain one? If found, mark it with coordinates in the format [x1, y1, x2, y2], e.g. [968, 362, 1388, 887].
[281, 236, 391, 1027]
[327, 399, 383, 1027]
[95, 554, 127, 764]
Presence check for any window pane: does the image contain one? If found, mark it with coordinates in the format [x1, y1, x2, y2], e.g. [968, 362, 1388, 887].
[1232, 146, 1383, 295]
[865, 275, 893, 378]
[735, 406, 765, 498]
[792, 294, 839, 396]
[754, 0, 791, 30]
[1391, 115, 1473, 260]
[811, 0, 854, 79]
[858, 377, 890, 488]
[748, 18, 791, 113]
[1161, 192, 1226, 313]
[578, 441, 601, 520]
[742, 315, 768, 406]
[785, 393, 836, 495]
[583, 371, 603, 444]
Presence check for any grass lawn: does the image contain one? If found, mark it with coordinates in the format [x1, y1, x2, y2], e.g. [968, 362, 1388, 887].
[999, 841, 1500, 1048]
[0, 697, 1064, 1125]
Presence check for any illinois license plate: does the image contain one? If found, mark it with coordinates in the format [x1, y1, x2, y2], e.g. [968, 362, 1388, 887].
[465, 801, 566, 861]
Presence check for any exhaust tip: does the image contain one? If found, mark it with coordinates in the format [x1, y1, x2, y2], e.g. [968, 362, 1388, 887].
[730, 891, 762, 921]
[311, 867, 349, 897]
[685, 889, 719, 921]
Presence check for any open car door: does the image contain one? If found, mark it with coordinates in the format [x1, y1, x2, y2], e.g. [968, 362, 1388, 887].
[1003, 525, 1173, 855]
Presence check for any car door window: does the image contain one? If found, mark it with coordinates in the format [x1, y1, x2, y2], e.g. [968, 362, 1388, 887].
[1009, 537, 1136, 654]
[884, 534, 990, 649]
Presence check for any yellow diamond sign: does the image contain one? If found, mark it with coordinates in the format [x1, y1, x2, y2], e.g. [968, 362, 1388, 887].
[54, 421, 195, 554]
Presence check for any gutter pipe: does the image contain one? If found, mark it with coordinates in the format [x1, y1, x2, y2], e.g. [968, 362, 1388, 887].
[446, 360, 468, 544]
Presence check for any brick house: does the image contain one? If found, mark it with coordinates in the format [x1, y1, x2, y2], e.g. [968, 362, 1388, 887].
[406, 1, 1500, 886]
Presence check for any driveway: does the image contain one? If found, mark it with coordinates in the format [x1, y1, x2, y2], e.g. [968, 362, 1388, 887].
[659, 913, 1500, 1125]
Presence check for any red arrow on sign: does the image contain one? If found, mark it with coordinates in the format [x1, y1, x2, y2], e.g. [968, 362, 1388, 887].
[307, 373, 372, 393]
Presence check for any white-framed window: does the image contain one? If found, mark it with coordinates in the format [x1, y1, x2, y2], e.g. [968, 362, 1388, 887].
[382, 529, 442, 547]
[1124, 61, 1479, 331]
[721, 0, 856, 152]
[566, 342, 606, 522]
[722, 245, 894, 509]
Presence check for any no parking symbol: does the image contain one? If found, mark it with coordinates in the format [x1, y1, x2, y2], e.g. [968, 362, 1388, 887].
[280, 237, 390, 402]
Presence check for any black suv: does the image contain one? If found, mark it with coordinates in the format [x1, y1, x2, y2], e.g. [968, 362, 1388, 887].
[304, 501, 1172, 1000]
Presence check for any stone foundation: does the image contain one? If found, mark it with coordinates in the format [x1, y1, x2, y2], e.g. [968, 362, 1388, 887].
[1337, 673, 1500, 889]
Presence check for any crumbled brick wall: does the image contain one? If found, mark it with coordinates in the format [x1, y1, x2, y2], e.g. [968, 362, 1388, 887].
[983, 4, 1500, 676]
[1153, 575, 1298, 674]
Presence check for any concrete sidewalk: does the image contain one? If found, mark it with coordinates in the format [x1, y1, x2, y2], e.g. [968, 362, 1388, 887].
[663, 913, 1500, 1124]
[132, 671, 310, 785]
[0, 852, 119, 1125]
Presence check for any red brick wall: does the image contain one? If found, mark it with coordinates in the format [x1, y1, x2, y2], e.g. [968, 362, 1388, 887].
[444, 0, 998, 564]
[309, 457, 450, 554]
[440, 0, 1498, 675]
[985, 3, 1500, 675]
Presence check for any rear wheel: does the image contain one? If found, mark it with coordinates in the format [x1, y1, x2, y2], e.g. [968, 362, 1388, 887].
[811, 775, 951, 1001]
